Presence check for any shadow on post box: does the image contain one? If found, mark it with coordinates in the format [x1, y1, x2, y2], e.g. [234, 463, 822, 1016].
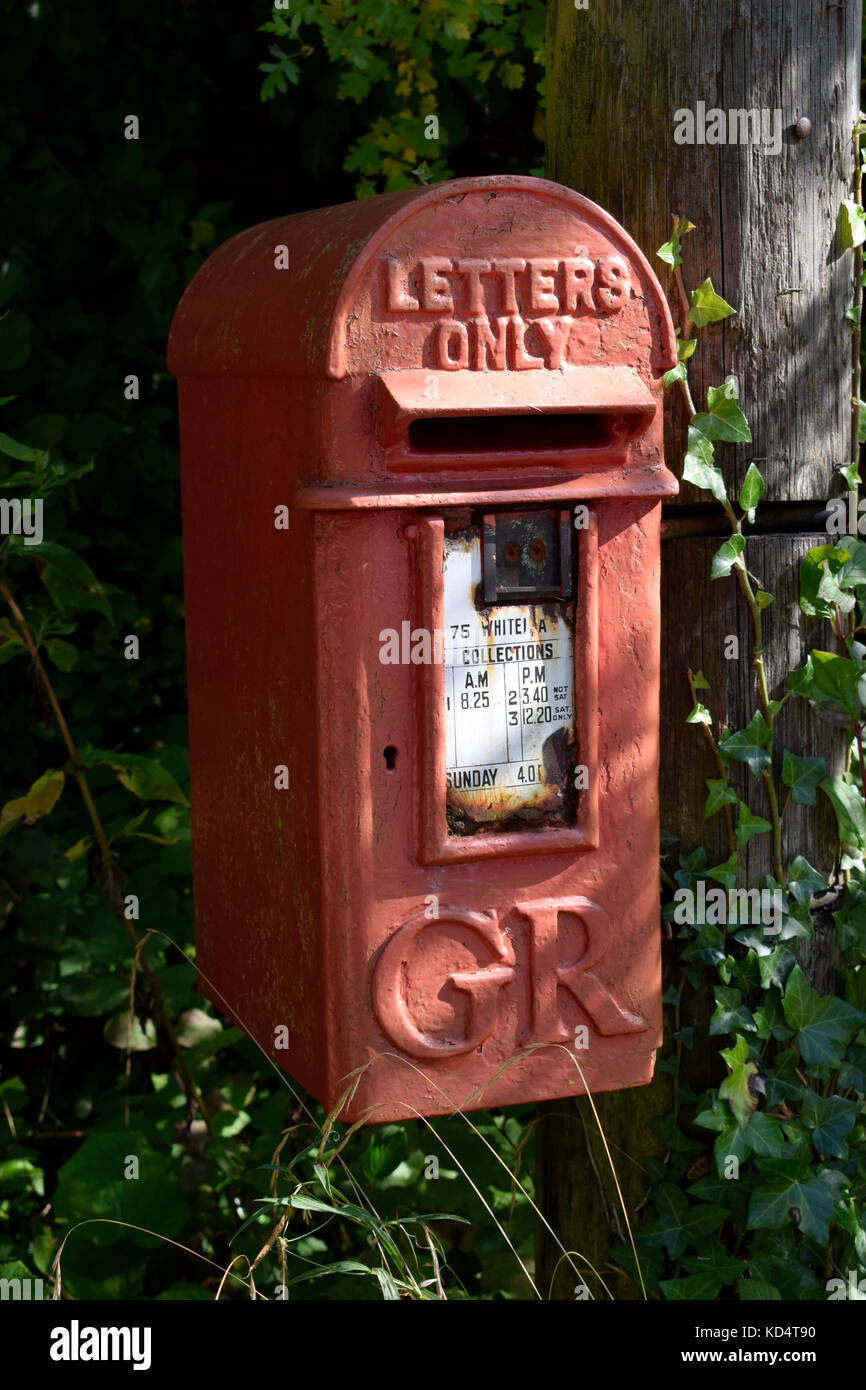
[168, 174, 678, 1124]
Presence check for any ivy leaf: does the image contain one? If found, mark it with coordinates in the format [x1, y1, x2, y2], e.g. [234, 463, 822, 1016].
[691, 669, 710, 689]
[799, 545, 848, 619]
[659, 1271, 722, 1300]
[689, 278, 737, 327]
[786, 855, 826, 906]
[753, 987, 795, 1042]
[743, 1111, 785, 1158]
[758, 945, 797, 991]
[783, 964, 866, 1066]
[683, 426, 727, 502]
[641, 1184, 727, 1258]
[699, 381, 752, 443]
[839, 536, 866, 587]
[820, 775, 866, 854]
[705, 854, 738, 888]
[681, 1237, 745, 1285]
[781, 751, 827, 806]
[755, 589, 774, 609]
[686, 702, 712, 725]
[718, 713, 772, 777]
[800, 1092, 858, 1159]
[664, 362, 687, 386]
[739, 1278, 782, 1300]
[677, 335, 697, 361]
[747, 1159, 842, 1244]
[718, 1034, 759, 1124]
[735, 802, 772, 847]
[739, 462, 764, 518]
[0, 769, 66, 837]
[789, 651, 861, 724]
[704, 778, 738, 819]
[656, 236, 683, 267]
[712, 1120, 748, 1176]
[840, 199, 866, 249]
[710, 534, 746, 580]
[839, 462, 861, 490]
[710, 986, 757, 1037]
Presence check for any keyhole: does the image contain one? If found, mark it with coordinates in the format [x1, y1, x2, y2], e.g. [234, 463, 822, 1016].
[383, 745, 398, 771]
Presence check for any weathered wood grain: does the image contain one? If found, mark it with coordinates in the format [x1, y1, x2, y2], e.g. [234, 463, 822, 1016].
[546, 0, 860, 505]
[538, 0, 860, 1301]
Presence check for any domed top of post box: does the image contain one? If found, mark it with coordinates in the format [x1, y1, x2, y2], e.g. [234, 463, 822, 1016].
[168, 174, 677, 496]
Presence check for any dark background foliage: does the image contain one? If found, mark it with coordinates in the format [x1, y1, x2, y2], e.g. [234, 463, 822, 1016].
[0, 0, 545, 1299]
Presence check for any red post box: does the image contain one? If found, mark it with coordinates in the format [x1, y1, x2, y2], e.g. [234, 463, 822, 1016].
[168, 174, 678, 1123]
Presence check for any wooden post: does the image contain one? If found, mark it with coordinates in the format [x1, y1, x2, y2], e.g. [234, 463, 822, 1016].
[538, 0, 861, 1299]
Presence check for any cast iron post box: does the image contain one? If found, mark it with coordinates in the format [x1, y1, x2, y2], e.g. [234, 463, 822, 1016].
[168, 174, 678, 1123]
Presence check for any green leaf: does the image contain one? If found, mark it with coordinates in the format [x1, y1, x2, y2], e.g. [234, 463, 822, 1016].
[677, 335, 697, 361]
[656, 236, 682, 267]
[753, 987, 795, 1041]
[840, 199, 866, 249]
[710, 986, 757, 1037]
[691, 669, 710, 689]
[660, 1271, 722, 1300]
[783, 964, 866, 1066]
[718, 1034, 759, 1122]
[698, 381, 752, 443]
[735, 802, 772, 847]
[641, 1184, 727, 1259]
[86, 750, 189, 806]
[681, 1237, 744, 1285]
[0, 769, 65, 837]
[755, 590, 773, 609]
[799, 545, 849, 619]
[103, 1013, 157, 1050]
[689, 278, 737, 327]
[790, 651, 861, 723]
[682, 427, 727, 502]
[174, 1009, 223, 1049]
[0, 616, 26, 665]
[686, 702, 712, 725]
[743, 1111, 785, 1158]
[747, 1160, 842, 1244]
[739, 1278, 782, 1300]
[739, 462, 764, 516]
[43, 637, 78, 671]
[664, 362, 687, 386]
[10, 540, 112, 620]
[704, 778, 738, 818]
[820, 775, 866, 854]
[781, 751, 827, 806]
[53, 1131, 187, 1248]
[718, 713, 772, 777]
[710, 533, 746, 579]
[839, 462, 861, 489]
[0, 431, 42, 463]
[800, 1091, 858, 1159]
